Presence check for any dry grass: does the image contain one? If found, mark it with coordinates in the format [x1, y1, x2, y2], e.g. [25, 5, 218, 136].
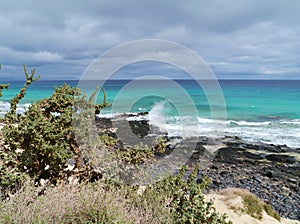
[217, 188, 280, 221]
[0, 180, 172, 224]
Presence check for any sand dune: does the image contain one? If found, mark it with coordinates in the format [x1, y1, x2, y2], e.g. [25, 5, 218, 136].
[205, 188, 300, 224]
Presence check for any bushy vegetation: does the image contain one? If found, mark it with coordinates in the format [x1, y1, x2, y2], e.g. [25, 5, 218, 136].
[115, 136, 169, 165]
[0, 65, 27, 197]
[4, 84, 80, 180]
[0, 65, 232, 223]
[0, 167, 232, 224]
[143, 166, 232, 223]
[0, 65, 106, 194]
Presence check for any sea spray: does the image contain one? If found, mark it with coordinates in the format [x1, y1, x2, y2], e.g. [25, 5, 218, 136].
[148, 101, 167, 132]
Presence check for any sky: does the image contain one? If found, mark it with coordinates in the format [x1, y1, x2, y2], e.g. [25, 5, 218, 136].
[0, 0, 300, 80]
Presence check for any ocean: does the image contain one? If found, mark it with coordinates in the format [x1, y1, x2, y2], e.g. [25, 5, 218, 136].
[1, 79, 299, 148]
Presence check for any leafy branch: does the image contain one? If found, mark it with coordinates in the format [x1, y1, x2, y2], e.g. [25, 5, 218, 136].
[5, 65, 40, 122]
[0, 64, 10, 97]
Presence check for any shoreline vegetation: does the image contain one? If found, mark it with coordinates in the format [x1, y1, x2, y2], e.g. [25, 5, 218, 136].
[0, 66, 299, 223]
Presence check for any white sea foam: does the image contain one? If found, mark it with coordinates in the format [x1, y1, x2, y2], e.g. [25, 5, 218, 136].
[197, 118, 271, 127]
[230, 120, 271, 126]
[147, 109, 300, 148]
[0, 101, 10, 117]
[126, 115, 147, 121]
[279, 119, 300, 125]
[198, 117, 230, 125]
[223, 117, 300, 147]
[1, 100, 299, 148]
[96, 112, 123, 119]
[144, 101, 300, 147]
[0, 101, 31, 117]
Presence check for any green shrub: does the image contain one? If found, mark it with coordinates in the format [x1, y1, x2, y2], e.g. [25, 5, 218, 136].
[0, 65, 29, 198]
[144, 166, 232, 224]
[116, 143, 154, 165]
[152, 136, 167, 155]
[100, 134, 119, 148]
[114, 136, 168, 165]
[0, 146, 28, 199]
[3, 84, 81, 181]
[1, 66, 110, 184]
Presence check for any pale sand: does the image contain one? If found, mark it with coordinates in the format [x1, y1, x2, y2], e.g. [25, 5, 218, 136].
[204, 188, 300, 224]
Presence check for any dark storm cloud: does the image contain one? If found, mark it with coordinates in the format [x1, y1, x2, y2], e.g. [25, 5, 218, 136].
[0, 0, 299, 79]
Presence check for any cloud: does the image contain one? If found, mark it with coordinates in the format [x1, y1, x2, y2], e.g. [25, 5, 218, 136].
[0, 46, 62, 65]
[0, 0, 299, 79]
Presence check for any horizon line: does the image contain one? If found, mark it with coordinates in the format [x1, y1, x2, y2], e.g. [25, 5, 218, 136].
[2, 78, 300, 82]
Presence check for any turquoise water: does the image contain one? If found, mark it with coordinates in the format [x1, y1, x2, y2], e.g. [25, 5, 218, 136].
[1, 80, 299, 147]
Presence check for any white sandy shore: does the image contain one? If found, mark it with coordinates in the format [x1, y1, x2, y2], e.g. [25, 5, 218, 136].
[204, 188, 300, 224]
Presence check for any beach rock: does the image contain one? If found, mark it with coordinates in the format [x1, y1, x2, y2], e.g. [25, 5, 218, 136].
[264, 170, 274, 178]
[252, 175, 262, 183]
[242, 151, 264, 160]
[220, 170, 229, 176]
[287, 178, 297, 185]
[95, 114, 300, 220]
[128, 120, 150, 138]
[197, 138, 299, 220]
[265, 154, 296, 163]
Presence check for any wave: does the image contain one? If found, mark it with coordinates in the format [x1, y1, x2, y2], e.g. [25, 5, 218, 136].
[1, 100, 299, 148]
[145, 103, 300, 147]
[230, 120, 271, 126]
[279, 119, 300, 125]
[197, 117, 271, 126]
[0, 101, 31, 117]
[197, 117, 229, 125]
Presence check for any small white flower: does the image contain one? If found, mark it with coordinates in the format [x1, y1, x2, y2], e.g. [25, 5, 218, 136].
[64, 164, 75, 171]
[16, 148, 24, 153]
[40, 178, 47, 186]
[137, 185, 146, 196]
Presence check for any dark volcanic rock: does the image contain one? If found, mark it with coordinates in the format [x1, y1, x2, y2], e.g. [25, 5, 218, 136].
[265, 154, 296, 163]
[129, 120, 150, 138]
[242, 151, 264, 160]
[205, 143, 300, 220]
[214, 147, 254, 165]
[95, 114, 300, 221]
[264, 170, 275, 178]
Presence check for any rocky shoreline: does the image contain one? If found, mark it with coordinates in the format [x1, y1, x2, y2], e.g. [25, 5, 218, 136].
[95, 113, 300, 221]
[197, 136, 300, 221]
